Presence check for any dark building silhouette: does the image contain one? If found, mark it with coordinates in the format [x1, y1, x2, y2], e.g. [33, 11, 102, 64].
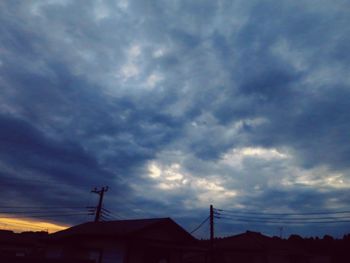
[1, 220, 350, 263]
[207, 231, 306, 263]
[0, 229, 49, 262]
[46, 218, 198, 263]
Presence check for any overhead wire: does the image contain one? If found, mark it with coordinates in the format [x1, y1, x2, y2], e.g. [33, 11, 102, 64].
[190, 216, 210, 234]
[216, 208, 350, 216]
[0, 212, 92, 219]
[108, 212, 125, 220]
[216, 216, 350, 225]
[214, 213, 350, 221]
[0, 210, 88, 214]
[0, 206, 87, 209]
[100, 207, 121, 220]
[214, 207, 350, 225]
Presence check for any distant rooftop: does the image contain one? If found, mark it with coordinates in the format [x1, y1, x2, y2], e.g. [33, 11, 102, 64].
[50, 217, 195, 242]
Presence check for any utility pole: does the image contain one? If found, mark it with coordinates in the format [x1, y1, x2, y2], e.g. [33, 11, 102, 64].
[91, 186, 109, 222]
[210, 204, 214, 244]
[210, 204, 214, 263]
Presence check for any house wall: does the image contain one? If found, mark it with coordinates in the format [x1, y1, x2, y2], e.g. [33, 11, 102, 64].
[101, 247, 124, 263]
[127, 245, 184, 263]
[128, 247, 144, 263]
[221, 253, 265, 263]
[170, 252, 183, 263]
[267, 254, 290, 263]
[46, 246, 63, 259]
[309, 256, 331, 263]
[46, 240, 125, 263]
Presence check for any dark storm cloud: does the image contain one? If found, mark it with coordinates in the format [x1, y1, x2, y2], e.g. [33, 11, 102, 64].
[203, 1, 350, 170]
[0, 114, 96, 171]
[249, 86, 350, 170]
[0, 0, 187, 219]
[0, 0, 350, 236]
[0, 113, 122, 207]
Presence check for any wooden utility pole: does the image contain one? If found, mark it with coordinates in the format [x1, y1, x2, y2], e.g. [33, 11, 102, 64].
[210, 204, 214, 262]
[210, 204, 214, 242]
[91, 186, 109, 222]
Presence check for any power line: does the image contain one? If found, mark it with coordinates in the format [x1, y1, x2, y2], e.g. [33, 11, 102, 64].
[190, 216, 210, 234]
[101, 208, 126, 220]
[100, 214, 111, 222]
[101, 208, 111, 213]
[0, 210, 88, 214]
[0, 206, 87, 209]
[216, 208, 350, 216]
[216, 216, 350, 225]
[0, 212, 92, 219]
[215, 213, 350, 221]
[99, 210, 122, 221]
[192, 219, 210, 240]
[214, 206, 350, 225]
[99, 209, 126, 221]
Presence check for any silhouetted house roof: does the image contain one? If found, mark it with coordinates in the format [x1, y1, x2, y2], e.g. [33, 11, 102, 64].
[46, 218, 198, 263]
[215, 231, 286, 251]
[50, 217, 196, 244]
[201, 231, 307, 263]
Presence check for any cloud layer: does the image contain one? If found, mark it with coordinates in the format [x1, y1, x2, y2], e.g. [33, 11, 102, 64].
[1, 0, 350, 237]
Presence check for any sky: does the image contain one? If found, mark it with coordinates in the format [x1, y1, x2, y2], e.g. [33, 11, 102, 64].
[1, 0, 350, 238]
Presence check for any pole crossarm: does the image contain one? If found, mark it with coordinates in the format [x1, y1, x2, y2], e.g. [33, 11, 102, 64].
[91, 186, 109, 222]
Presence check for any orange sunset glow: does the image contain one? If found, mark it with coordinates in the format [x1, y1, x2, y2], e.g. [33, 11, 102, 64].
[0, 216, 68, 233]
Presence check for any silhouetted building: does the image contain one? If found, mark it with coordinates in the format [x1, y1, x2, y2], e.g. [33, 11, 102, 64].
[0, 230, 49, 262]
[210, 231, 307, 263]
[46, 218, 198, 263]
[1, 223, 349, 263]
